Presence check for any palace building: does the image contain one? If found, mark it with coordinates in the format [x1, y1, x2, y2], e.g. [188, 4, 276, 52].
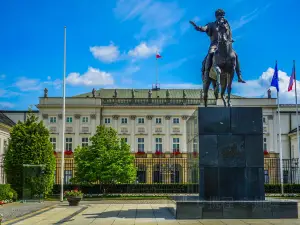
[2, 88, 300, 184]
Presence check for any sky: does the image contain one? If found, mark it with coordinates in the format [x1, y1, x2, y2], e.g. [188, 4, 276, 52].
[0, 0, 299, 110]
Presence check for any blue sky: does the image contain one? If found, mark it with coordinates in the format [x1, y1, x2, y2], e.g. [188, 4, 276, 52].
[0, 0, 299, 110]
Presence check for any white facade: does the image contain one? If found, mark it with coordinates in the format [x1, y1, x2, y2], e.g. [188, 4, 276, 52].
[0, 113, 15, 184]
[28, 93, 300, 160]
[0, 124, 9, 156]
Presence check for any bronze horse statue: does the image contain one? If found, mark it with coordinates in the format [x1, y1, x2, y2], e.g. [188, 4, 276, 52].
[202, 18, 237, 107]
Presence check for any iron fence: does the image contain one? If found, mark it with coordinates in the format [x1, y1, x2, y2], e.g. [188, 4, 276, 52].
[52, 157, 300, 185]
[1, 157, 300, 186]
[264, 158, 300, 184]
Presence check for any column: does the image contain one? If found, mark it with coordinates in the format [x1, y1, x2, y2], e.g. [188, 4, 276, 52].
[112, 115, 119, 131]
[74, 114, 80, 149]
[130, 115, 136, 153]
[268, 115, 274, 152]
[181, 115, 189, 153]
[58, 114, 63, 153]
[96, 108, 101, 126]
[165, 115, 171, 153]
[273, 110, 278, 154]
[147, 115, 153, 153]
[90, 114, 96, 135]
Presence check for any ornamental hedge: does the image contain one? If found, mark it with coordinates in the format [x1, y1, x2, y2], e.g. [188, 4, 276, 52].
[4, 112, 56, 198]
[52, 184, 200, 194]
[52, 184, 300, 195]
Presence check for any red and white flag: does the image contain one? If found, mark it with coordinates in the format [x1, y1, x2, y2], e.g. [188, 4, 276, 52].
[288, 63, 296, 92]
[156, 52, 162, 59]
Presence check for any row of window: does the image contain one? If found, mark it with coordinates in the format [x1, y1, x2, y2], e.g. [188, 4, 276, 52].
[50, 116, 89, 124]
[104, 117, 180, 124]
[50, 137, 181, 152]
[50, 137, 89, 151]
[49, 116, 181, 125]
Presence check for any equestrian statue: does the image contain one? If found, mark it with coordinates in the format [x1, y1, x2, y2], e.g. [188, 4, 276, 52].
[190, 9, 246, 107]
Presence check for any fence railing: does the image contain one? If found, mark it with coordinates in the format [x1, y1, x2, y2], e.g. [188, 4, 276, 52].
[1, 157, 299, 186]
[53, 157, 300, 185]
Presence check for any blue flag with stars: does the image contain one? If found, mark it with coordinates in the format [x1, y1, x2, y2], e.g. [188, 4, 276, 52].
[271, 61, 279, 92]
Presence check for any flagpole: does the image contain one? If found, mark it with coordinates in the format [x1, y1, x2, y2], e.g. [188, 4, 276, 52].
[294, 60, 300, 160]
[156, 51, 158, 88]
[277, 90, 284, 195]
[60, 26, 66, 202]
[274, 60, 284, 195]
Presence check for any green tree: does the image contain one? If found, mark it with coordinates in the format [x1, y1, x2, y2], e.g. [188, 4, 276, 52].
[4, 111, 56, 198]
[72, 125, 136, 184]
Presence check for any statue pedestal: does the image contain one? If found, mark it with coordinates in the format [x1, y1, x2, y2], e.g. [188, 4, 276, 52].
[170, 107, 298, 219]
[198, 107, 264, 201]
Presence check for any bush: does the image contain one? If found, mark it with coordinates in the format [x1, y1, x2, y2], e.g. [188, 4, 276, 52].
[0, 184, 18, 201]
[265, 184, 300, 193]
[4, 112, 56, 198]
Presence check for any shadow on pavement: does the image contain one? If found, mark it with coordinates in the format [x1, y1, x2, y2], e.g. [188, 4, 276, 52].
[82, 207, 175, 220]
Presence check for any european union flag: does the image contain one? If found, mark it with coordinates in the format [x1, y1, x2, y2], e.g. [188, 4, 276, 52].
[271, 61, 279, 92]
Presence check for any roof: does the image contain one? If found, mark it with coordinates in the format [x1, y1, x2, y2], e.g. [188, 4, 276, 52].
[0, 112, 15, 127]
[0, 110, 39, 113]
[74, 88, 243, 99]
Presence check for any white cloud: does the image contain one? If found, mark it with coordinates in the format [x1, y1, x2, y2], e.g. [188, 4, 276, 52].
[114, 0, 184, 43]
[128, 42, 158, 58]
[162, 58, 188, 71]
[14, 76, 62, 92]
[66, 67, 114, 86]
[233, 67, 298, 103]
[90, 42, 120, 63]
[14, 77, 42, 91]
[0, 89, 21, 98]
[231, 4, 271, 31]
[44, 79, 62, 89]
[0, 102, 15, 109]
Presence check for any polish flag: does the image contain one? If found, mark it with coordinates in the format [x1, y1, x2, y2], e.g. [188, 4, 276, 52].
[288, 64, 295, 92]
[156, 52, 162, 59]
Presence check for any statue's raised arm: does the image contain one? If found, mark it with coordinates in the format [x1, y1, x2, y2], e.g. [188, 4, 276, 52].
[189, 20, 208, 32]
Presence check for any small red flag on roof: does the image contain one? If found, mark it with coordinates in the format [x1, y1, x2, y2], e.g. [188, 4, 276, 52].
[288, 62, 296, 92]
[156, 52, 162, 59]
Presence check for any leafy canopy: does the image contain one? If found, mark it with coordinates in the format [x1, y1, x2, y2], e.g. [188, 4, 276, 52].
[4, 111, 56, 198]
[72, 125, 136, 184]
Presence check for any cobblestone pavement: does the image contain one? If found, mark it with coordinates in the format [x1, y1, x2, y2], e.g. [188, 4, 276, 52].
[0, 201, 58, 223]
[3, 203, 300, 225]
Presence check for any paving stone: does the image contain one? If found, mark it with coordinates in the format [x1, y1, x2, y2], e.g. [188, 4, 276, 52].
[198, 220, 226, 225]
[220, 220, 248, 225]
[5, 203, 300, 225]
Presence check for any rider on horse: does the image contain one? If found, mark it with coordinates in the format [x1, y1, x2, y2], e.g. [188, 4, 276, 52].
[192, 9, 245, 84]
